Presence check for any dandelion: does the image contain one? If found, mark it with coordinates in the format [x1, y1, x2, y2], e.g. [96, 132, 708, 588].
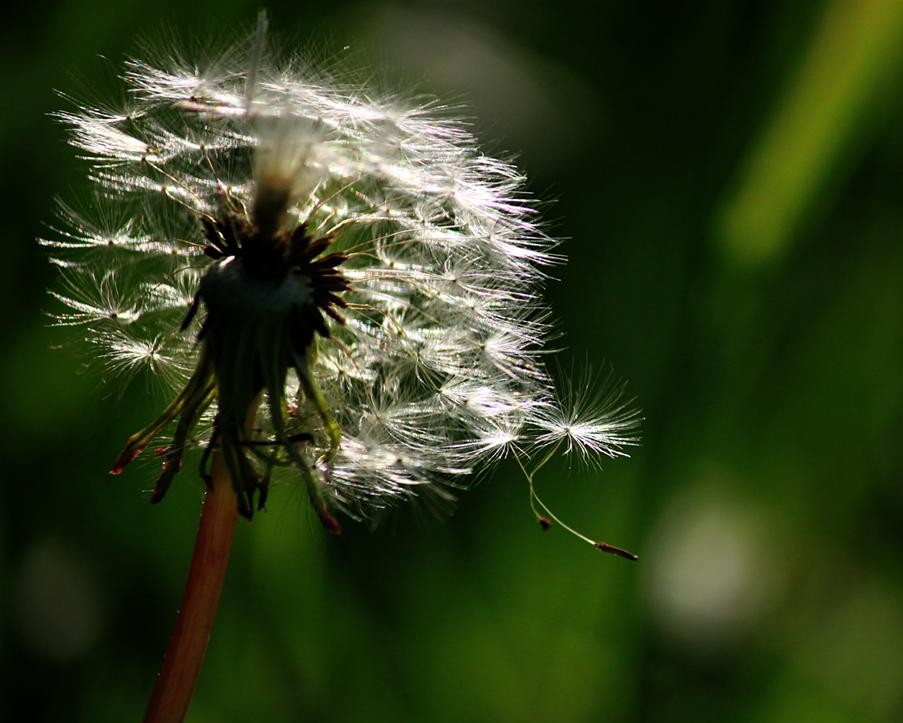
[45, 15, 639, 722]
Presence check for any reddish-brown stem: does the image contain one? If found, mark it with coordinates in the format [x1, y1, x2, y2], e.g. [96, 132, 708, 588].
[142, 447, 238, 723]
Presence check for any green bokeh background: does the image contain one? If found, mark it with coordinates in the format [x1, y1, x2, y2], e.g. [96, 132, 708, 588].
[4, 1, 903, 721]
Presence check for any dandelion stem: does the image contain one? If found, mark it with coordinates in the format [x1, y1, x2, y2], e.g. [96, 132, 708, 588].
[142, 432, 242, 723]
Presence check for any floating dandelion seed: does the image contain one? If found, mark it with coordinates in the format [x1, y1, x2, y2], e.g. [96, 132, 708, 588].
[45, 20, 639, 544]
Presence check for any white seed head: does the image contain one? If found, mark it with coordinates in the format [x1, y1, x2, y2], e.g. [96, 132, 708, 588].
[45, 23, 637, 523]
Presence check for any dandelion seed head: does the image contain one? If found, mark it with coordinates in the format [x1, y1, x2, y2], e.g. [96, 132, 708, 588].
[46, 22, 638, 530]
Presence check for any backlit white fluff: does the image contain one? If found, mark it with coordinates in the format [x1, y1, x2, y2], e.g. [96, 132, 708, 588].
[44, 24, 638, 523]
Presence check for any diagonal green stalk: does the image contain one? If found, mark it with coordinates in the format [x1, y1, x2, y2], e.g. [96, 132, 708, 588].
[718, 0, 903, 265]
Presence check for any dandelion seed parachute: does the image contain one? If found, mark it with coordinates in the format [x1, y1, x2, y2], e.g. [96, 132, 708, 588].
[44, 25, 639, 529]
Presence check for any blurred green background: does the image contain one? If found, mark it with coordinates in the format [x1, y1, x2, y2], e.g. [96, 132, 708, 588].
[4, 1, 903, 721]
